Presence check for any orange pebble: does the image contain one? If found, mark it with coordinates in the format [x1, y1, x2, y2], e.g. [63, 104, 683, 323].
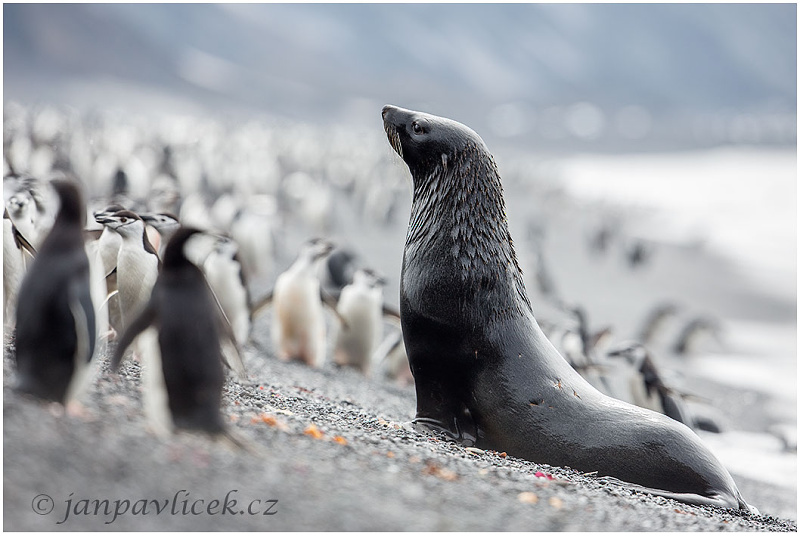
[261, 414, 278, 426]
[304, 423, 324, 439]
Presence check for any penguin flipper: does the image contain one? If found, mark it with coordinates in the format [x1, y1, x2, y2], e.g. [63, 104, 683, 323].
[205, 279, 247, 378]
[220, 340, 246, 379]
[250, 289, 274, 318]
[83, 228, 104, 242]
[101, 289, 119, 309]
[64, 274, 98, 404]
[320, 288, 349, 329]
[12, 225, 37, 257]
[381, 303, 401, 322]
[112, 299, 157, 371]
[375, 329, 404, 365]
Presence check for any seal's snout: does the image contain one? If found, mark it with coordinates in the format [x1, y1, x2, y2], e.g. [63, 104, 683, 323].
[381, 105, 397, 121]
[382, 105, 404, 159]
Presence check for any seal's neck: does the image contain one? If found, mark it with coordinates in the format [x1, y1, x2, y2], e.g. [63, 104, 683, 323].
[404, 141, 532, 320]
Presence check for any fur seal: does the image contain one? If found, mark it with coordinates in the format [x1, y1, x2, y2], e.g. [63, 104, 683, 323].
[381, 104, 753, 512]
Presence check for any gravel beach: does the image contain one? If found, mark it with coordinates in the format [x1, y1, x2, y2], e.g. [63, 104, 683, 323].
[3, 331, 796, 532]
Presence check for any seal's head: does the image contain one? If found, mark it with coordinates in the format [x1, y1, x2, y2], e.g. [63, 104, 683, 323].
[382, 104, 531, 321]
[382, 105, 489, 180]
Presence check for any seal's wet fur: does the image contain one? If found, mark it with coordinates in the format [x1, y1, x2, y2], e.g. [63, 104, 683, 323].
[382, 104, 753, 512]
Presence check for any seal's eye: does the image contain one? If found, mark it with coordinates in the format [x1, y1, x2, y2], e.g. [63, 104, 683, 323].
[412, 121, 424, 135]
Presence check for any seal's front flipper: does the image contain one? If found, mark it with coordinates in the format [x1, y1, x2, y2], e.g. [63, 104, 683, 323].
[413, 376, 477, 445]
[413, 414, 477, 446]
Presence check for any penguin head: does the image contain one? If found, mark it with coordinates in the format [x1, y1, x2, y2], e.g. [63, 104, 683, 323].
[50, 179, 86, 227]
[212, 234, 239, 259]
[324, 247, 360, 289]
[302, 237, 335, 262]
[95, 210, 147, 239]
[93, 203, 127, 220]
[6, 191, 32, 217]
[163, 226, 211, 269]
[353, 268, 387, 289]
[112, 168, 128, 197]
[180, 229, 225, 268]
[141, 212, 180, 233]
[606, 341, 649, 367]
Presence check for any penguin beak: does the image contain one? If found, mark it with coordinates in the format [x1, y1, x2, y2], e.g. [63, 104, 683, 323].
[211, 234, 236, 252]
[309, 238, 334, 259]
[363, 268, 387, 286]
[93, 207, 120, 221]
[95, 213, 132, 230]
[209, 232, 230, 243]
[317, 241, 334, 259]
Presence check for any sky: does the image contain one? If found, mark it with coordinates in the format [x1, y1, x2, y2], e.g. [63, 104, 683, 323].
[3, 3, 797, 151]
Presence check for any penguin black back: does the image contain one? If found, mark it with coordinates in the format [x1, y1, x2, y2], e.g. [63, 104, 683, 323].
[14, 180, 96, 403]
[113, 226, 226, 434]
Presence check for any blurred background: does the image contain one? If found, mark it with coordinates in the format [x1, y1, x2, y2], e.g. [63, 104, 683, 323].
[4, 3, 797, 152]
[3, 2, 797, 520]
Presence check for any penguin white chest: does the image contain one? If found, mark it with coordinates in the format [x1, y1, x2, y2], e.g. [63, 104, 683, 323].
[3, 219, 26, 324]
[204, 255, 250, 346]
[116, 245, 159, 326]
[271, 270, 325, 366]
[98, 230, 122, 276]
[333, 285, 383, 372]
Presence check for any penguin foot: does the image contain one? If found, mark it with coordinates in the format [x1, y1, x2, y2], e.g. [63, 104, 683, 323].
[144, 421, 173, 438]
[65, 400, 93, 421]
[101, 328, 118, 342]
[47, 402, 65, 418]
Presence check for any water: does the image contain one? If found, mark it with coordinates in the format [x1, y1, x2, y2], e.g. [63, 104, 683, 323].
[554, 148, 797, 504]
[556, 147, 797, 300]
